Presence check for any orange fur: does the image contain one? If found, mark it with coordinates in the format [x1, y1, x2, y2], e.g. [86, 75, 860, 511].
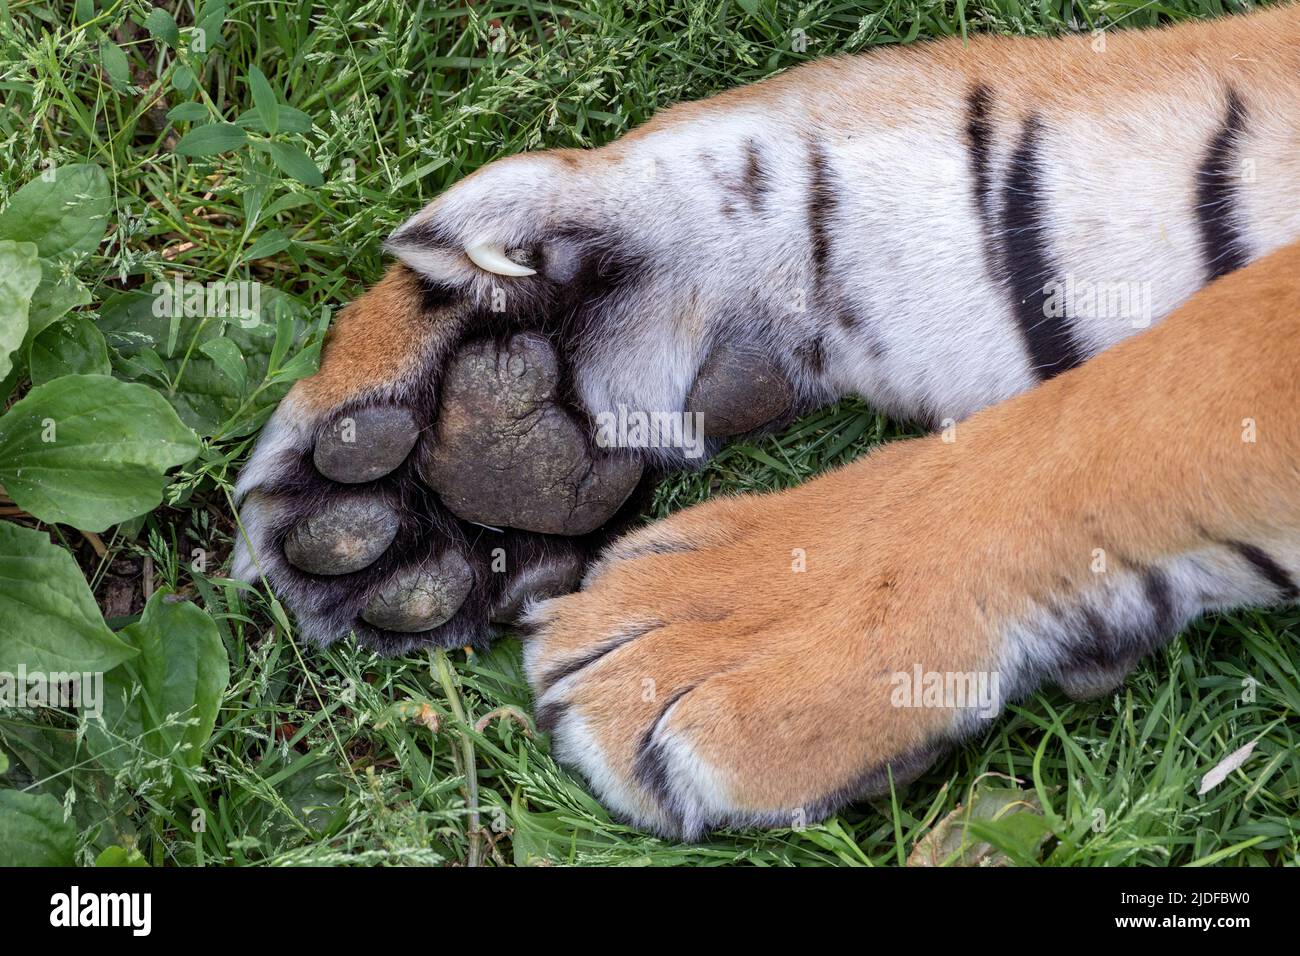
[526, 239, 1300, 826]
[291, 265, 449, 411]
[615, 4, 1300, 137]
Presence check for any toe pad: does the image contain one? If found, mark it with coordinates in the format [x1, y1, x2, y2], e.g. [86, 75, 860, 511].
[688, 343, 792, 437]
[313, 405, 420, 484]
[283, 498, 400, 576]
[361, 551, 475, 632]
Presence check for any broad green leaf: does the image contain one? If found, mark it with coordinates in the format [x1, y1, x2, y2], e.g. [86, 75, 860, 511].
[166, 101, 209, 123]
[100, 39, 131, 86]
[0, 374, 201, 531]
[88, 590, 229, 793]
[144, 7, 180, 46]
[0, 522, 136, 672]
[174, 122, 247, 157]
[0, 164, 110, 259]
[255, 753, 347, 839]
[171, 64, 195, 91]
[24, 263, 91, 344]
[248, 65, 279, 134]
[198, 337, 247, 391]
[29, 317, 111, 384]
[95, 845, 150, 867]
[0, 791, 75, 866]
[99, 287, 312, 436]
[243, 228, 289, 261]
[2, 722, 140, 854]
[196, 0, 228, 50]
[907, 784, 1050, 867]
[113, 345, 170, 388]
[0, 240, 41, 379]
[234, 105, 312, 134]
[0, 750, 9, 774]
[268, 142, 323, 187]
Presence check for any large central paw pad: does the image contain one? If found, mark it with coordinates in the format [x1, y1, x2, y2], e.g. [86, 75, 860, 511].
[422, 333, 642, 535]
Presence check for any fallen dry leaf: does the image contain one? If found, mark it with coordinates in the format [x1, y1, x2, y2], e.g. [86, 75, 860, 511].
[908, 780, 1049, 867]
[1198, 740, 1258, 795]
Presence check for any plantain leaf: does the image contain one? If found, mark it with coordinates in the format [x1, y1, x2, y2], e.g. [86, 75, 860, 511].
[29, 317, 111, 384]
[88, 590, 229, 793]
[0, 163, 110, 260]
[0, 791, 76, 866]
[0, 374, 200, 531]
[0, 522, 136, 673]
[0, 239, 41, 379]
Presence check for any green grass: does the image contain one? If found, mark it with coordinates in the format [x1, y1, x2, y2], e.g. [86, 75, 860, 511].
[1, 0, 1296, 866]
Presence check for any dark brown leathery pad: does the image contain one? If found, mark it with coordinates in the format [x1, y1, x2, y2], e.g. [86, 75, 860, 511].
[421, 333, 642, 535]
[283, 498, 400, 575]
[489, 549, 585, 624]
[313, 405, 420, 484]
[687, 343, 792, 437]
[361, 550, 475, 632]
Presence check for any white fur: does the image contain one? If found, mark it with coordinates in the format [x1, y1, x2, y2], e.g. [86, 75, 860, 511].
[230, 392, 318, 583]
[542, 703, 676, 835]
[388, 55, 1300, 441]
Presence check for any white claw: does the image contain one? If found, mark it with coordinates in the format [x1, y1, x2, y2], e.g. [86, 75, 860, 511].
[465, 239, 536, 277]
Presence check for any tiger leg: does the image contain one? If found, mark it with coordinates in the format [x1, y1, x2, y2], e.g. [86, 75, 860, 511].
[234, 7, 1300, 652]
[524, 241, 1300, 839]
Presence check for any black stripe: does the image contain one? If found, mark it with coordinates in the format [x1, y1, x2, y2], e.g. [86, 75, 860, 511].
[742, 138, 770, 213]
[534, 623, 657, 695]
[412, 271, 459, 311]
[965, 84, 997, 231]
[834, 298, 860, 332]
[795, 335, 827, 376]
[1076, 606, 1124, 671]
[1142, 568, 1177, 637]
[1228, 540, 1299, 600]
[385, 219, 452, 251]
[1000, 116, 1086, 380]
[631, 684, 697, 828]
[806, 138, 835, 287]
[965, 84, 1004, 288]
[1195, 89, 1250, 281]
[534, 698, 566, 735]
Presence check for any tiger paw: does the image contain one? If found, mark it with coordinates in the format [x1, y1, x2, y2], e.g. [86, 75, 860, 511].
[520, 463, 984, 839]
[231, 289, 636, 652]
[231, 148, 810, 652]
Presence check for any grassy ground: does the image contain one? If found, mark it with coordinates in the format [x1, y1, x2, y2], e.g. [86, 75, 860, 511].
[1, 0, 1296, 866]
